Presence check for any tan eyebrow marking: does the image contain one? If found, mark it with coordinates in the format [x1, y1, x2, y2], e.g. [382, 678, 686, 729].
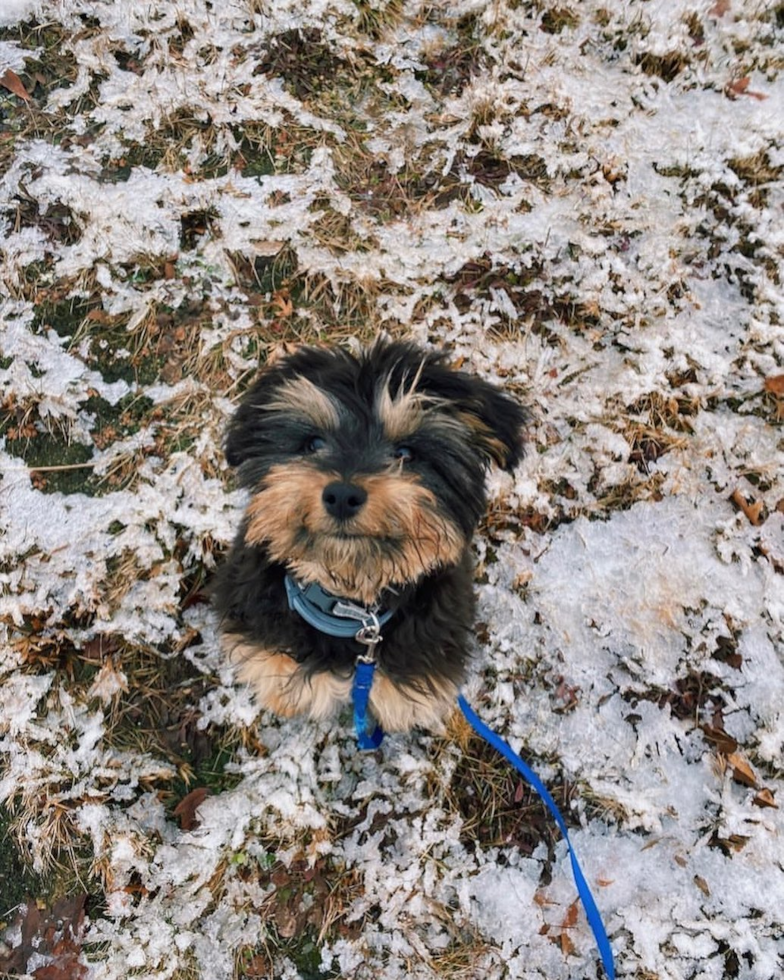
[260, 375, 342, 430]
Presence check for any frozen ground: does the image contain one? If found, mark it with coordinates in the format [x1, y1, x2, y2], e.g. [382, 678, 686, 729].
[0, 1, 782, 978]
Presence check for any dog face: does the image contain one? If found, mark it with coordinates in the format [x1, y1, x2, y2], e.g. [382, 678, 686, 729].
[224, 341, 527, 603]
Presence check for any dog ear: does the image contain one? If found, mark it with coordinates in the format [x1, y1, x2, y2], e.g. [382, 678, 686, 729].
[456, 376, 529, 471]
[224, 360, 282, 468]
[420, 361, 529, 472]
[225, 396, 261, 468]
[224, 344, 343, 469]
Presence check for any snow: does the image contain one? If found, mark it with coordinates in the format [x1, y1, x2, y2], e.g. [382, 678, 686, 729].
[1, 0, 783, 978]
[0, 0, 38, 29]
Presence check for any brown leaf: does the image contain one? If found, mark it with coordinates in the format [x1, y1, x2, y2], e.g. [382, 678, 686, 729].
[727, 752, 758, 788]
[0, 895, 87, 977]
[0, 68, 31, 101]
[709, 0, 730, 15]
[559, 931, 576, 956]
[694, 875, 711, 897]
[730, 488, 764, 526]
[34, 945, 89, 980]
[244, 952, 274, 977]
[173, 786, 210, 830]
[271, 866, 290, 887]
[274, 904, 299, 938]
[701, 724, 738, 755]
[85, 308, 110, 324]
[252, 239, 286, 257]
[271, 289, 293, 318]
[764, 374, 784, 396]
[725, 76, 768, 101]
[752, 788, 777, 809]
[81, 634, 121, 661]
[561, 901, 579, 930]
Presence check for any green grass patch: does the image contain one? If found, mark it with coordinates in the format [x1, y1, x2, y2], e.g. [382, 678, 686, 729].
[0, 807, 48, 912]
[2, 427, 95, 495]
[32, 293, 104, 340]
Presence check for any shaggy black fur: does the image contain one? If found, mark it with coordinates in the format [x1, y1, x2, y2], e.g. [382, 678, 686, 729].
[212, 546, 476, 693]
[212, 339, 528, 718]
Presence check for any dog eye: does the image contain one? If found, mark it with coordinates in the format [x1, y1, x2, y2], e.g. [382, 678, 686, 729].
[303, 435, 326, 454]
[393, 445, 414, 462]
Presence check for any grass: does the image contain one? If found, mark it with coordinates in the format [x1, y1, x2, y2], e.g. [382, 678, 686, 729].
[0, 807, 49, 912]
[1, 1, 781, 977]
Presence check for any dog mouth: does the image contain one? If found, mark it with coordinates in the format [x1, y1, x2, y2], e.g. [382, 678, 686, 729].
[243, 465, 467, 600]
[311, 526, 402, 548]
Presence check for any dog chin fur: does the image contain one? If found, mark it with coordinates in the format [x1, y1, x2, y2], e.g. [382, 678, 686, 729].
[212, 339, 528, 734]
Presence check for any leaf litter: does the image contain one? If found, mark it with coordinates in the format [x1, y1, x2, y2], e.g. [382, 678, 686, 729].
[0, 1, 783, 978]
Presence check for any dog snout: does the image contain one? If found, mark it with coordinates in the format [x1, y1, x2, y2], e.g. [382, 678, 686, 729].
[322, 481, 368, 521]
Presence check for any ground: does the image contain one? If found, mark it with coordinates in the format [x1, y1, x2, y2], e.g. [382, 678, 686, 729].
[0, 1, 783, 978]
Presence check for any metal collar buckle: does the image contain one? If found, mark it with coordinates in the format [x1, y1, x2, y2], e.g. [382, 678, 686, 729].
[332, 603, 383, 661]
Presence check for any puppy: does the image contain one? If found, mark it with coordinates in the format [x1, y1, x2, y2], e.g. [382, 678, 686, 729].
[212, 340, 527, 733]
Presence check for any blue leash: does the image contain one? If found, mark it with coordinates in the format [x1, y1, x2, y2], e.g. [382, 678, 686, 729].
[457, 694, 616, 979]
[353, 659, 384, 749]
[286, 580, 614, 975]
[352, 666, 615, 979]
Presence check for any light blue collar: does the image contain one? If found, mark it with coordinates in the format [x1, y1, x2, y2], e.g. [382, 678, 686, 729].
[284, 574, 388, 750]
[284, 575, 394, 640]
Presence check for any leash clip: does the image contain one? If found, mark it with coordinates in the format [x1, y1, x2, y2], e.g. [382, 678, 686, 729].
[332, 603, 383, 660]
[354, 619, 382, 660]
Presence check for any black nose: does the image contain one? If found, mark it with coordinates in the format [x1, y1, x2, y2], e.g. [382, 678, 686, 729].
[322, 481, 367, 521]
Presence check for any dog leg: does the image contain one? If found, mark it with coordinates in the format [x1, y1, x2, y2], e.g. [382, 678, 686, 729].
[223, 635, 352, 719]
[369, 672, 458, 733]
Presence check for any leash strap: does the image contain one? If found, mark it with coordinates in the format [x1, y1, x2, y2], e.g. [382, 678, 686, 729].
[352, 660, 383, 749]
[292, 578, 614, 974]
[457, 694, 616, 979]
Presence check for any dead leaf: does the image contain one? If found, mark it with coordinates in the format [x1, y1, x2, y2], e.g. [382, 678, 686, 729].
[559, 930, 576, 956]
[701, 724, 738, 755]
[708, 0, 730, 15]
[34, 945, 89, 980]
[271, 289, 293, 318]
[173, 786, 210, 830]
[725, 76, 768, 101]
[512, 571, 533, 591]
[81, 634, 121, 661]
[752, 788, 777, 809]
[730, 488, 764, 526]
[561, 902, 579, 930]
[251, 239, 286, 256]
[274, 904, 298, 938]
[0, 68, 31, 101]
[0, 895, 87, 978]
[764, 374, 784, 396]
[694, 875, 711, 897]
[85, 308, 111, 325]
[244, 952, 274, 977]
[727, 752, 758, 788]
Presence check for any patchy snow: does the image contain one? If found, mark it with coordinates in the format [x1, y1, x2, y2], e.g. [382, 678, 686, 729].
[1, 0, 783, 978]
